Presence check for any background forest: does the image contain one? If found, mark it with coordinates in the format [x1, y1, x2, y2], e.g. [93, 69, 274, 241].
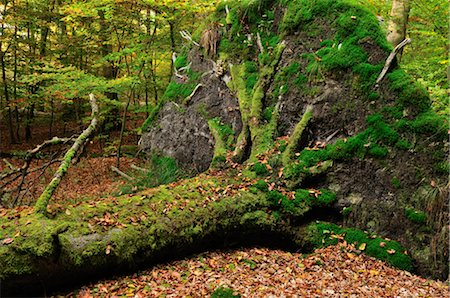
[0, 0, 448, 149]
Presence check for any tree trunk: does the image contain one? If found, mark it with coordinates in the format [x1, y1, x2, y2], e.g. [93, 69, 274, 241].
[387, 0, 411, 59]
[116, 93, 132, 168]
[1, 52, 16, 144]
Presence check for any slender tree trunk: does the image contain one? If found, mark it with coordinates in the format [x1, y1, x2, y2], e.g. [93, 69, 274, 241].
[1, 52, 16, 144]
[13, 25, 19, 142]
[387, 0, 411, 59]
[116, 93, 132, 169]
[169, 21, 176, 81]
[49, 99, 54, 138]
[39, 27, 49, 57]
[25, 103, 34, 141]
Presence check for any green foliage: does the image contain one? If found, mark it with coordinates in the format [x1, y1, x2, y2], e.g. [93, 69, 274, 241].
[212, 286, 241, 298]
[401, 0, 448, 116]
[312, 223, 413, 271]
[404, 207, 427, 224]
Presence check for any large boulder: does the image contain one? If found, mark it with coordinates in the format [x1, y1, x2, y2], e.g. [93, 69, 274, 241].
[139, 0, 448, 279]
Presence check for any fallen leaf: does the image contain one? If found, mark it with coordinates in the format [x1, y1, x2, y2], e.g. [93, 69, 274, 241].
[2, 238, 14, 245]
[359, 243, 366, 251]
[379, 242, 386, 248]
[387, 249, 396, 255]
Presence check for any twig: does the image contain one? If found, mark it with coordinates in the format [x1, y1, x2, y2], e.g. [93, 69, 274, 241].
[180, 30, 200, 47]
[131, 164, 151, 173]
[256, 32, 264, 53]
[376, 38, 411, 85]
[183, 84, 203, 105]
[2, 159, 16, 170]
[111, 165, 134, 181]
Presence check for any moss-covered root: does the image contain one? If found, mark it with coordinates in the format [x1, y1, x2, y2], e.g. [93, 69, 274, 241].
[232, 123, 250, 163]
[282, 105, 314, 166]
[208, 119, 227, 169]
[35, 94, 99, 215]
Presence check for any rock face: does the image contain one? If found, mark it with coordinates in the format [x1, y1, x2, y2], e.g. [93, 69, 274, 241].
[139, 0, 448, 279]
[140, 50, 242, 172]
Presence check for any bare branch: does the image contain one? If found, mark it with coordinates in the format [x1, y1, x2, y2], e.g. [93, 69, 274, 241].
[376, 38, 411, 85]
[34, 94, 99, 215]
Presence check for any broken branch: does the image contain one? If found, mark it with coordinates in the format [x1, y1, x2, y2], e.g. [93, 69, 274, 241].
[34, 94, 99, 215]
[376, 38, 411, 85]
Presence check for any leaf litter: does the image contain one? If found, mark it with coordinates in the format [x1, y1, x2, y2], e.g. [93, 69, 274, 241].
[61, 243, 448, 298]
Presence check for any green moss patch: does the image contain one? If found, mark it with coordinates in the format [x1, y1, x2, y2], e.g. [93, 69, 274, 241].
[404, 207, 427, 224]
[310, 223, 413, 271]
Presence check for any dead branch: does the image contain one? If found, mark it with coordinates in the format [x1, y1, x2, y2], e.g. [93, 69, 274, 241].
[180, 30, 200, 47]
[111, 165, 134, 181]
[34, 94, 99, 215]
[2, 159, 16, 170]
[183, 84, 203, 105]
[376, 38, 411, 85]
[131, 164, 151, 173]
[200, 25, 221, 56]
[256, 32, 264, 53]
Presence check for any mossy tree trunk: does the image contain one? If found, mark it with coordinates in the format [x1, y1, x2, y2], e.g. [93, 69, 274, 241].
[34, 94, 99, 215]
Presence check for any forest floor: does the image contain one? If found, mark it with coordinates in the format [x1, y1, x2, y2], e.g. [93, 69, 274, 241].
[60, 244, 448, 297]
[1, 114, 449, 297]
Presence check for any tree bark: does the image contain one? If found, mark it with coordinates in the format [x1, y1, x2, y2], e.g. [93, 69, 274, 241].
[34, 94, 99, 215]
[387, 0, 411, 59]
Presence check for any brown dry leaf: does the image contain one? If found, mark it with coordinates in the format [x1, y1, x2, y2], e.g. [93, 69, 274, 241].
[380, 242, 386, 248]
[2, 238, 14, 245]
[387, 249, 396, 255]
[359, 243, 367, 251]
[106, 245, 112, 255]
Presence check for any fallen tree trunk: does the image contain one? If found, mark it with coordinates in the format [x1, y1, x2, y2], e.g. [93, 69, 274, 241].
[34, 94, 99, 215]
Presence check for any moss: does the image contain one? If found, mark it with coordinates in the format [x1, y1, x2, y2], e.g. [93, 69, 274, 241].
[252, 162, 269, 176]
[395, 139, 412, 150]
[174, 54, 188, 69]
[311, 223, 413, 271]
[405, 207, 427, 224]
[342, 207, 353, 217]
[388, 69, 431, 114]
[212, 286, 241, 298]
[282, 105, 313, 166]
[163, 82, 197, 101]
[254, 179, 268, 192]
[368, 145, 388, 158]
[391, 177, 401, 189]
[295, 189, 337, 208]
[208, 118, 235, 169]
